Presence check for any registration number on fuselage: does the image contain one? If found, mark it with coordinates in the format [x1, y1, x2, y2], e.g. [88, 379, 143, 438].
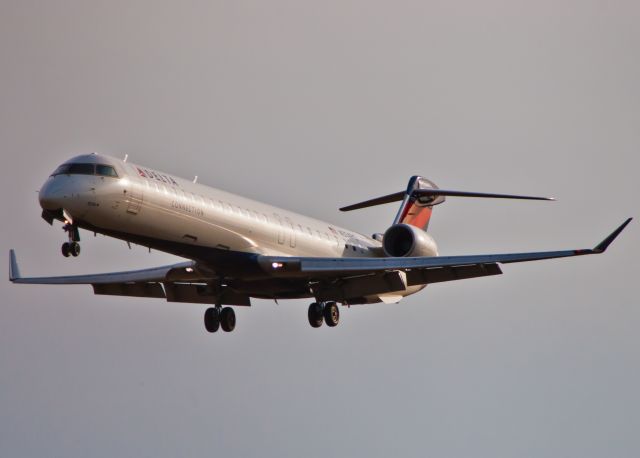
[170, 200, 204, 217]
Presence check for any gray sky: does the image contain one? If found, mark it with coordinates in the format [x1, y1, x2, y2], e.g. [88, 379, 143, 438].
[1, 1, 638, 457]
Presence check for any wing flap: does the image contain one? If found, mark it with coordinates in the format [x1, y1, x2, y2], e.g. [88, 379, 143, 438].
[164, 283, 251, 306]
[405, 263, 502, 285]
[93, 282, 166, 298]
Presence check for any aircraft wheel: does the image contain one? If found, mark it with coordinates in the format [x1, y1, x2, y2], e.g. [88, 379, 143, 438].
[323, 301, 340, 327]
[70, 242, 81, 257]
[308, 302, 324, 328]
[204, 307, 220, 333]
[61, 242, 71, 257]
[220, 307, 236, 332]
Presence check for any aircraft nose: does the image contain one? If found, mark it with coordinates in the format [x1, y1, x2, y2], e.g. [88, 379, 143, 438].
[39, 178, 66, 210]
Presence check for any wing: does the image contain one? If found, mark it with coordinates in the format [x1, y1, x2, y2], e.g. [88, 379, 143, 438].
[9, 250, 197, 284]
[9, 250, 251, 305]
[258, 218, 632, 284]
[8, 250, 251, 306]
[9, 218, 631, 305]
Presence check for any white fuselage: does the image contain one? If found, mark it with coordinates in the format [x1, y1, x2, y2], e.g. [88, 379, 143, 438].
[39, 154, 390, 260]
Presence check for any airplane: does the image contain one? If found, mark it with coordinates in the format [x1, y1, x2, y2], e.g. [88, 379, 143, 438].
[9, 153, 632, 333]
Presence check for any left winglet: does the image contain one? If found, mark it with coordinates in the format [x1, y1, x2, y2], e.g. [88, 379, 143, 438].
[9, 249, 21, 281]
[593, 218, 633, 253]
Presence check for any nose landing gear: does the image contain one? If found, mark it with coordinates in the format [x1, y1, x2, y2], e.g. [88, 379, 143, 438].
[61, 223, 81, 257]
[61, 241, 81, 257]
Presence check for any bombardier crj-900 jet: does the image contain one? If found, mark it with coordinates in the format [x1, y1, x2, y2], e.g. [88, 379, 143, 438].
[9, 153, 632, 333]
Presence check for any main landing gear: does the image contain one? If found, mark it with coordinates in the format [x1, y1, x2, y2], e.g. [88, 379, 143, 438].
[61, 223, 81, 258]
[204, 306, 236, 333]
[308, 301, 340, 328]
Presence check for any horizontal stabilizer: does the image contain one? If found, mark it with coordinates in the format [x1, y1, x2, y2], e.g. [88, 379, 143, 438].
[412, 189, 554, 201]
[341, 187, 554, 211]
[340, 191, 405, 211]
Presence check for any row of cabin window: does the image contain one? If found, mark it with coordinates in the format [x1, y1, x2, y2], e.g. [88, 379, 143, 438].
[148, 181, 369, 251]
[146, 180, 339, 242]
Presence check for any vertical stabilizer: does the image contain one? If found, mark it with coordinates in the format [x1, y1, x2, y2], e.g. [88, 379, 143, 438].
[392, 176, 445, 231]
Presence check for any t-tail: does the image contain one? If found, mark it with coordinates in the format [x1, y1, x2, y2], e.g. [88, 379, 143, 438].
[393, 176, 443, 230]
[340, 175, 555, 231]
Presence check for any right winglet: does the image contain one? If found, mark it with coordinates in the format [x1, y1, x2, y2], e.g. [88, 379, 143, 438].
[9, 249, 21, 281]
[593, 218, 633, 253]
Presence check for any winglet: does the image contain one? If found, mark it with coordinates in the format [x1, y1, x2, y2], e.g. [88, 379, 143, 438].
[593, 218, 633, 253]
[9, 249, 21, 281]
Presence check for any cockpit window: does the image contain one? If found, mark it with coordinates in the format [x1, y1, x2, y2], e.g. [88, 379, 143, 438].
[96, 164, 118, 177]
[67, 163, 95, 175]
[51, 164, 72, 176]
[51, 163, 119, 178]
[51, 163, 95, 175]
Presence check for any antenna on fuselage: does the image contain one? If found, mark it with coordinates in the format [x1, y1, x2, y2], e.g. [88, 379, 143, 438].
[123, 154, 129, 163]
[193, 175, 198, 183]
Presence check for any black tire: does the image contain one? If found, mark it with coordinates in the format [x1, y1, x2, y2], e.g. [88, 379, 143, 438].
[204, 307, 220, 333]
[308, 303, 324, 328]
[70, 242, 81, 257]
[220, 307, 236, 332]
[323, 302, 340, 327]
[61, 242, 71, 257]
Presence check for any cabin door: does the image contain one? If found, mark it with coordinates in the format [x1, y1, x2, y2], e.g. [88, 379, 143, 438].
[126, 179, 144, 215]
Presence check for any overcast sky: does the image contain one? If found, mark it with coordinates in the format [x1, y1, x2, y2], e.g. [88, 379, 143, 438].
[1, 1, 638, 457]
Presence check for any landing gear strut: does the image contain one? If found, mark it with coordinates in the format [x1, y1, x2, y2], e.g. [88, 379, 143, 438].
[61, 223, 81, 257]
[307, 301, 340, 328]
[204, 306, 236, 333]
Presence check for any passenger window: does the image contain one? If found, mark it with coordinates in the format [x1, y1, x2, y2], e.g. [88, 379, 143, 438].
[96, 164, 118, 177]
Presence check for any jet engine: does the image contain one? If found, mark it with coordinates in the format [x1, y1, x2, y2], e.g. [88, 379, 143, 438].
[382, 223, 438, 258]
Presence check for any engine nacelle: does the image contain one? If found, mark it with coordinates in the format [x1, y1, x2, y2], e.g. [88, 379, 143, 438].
[382, 223, 438, 258]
